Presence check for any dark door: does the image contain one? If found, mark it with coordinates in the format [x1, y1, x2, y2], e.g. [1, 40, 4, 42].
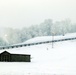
[1, 54, 11, 62]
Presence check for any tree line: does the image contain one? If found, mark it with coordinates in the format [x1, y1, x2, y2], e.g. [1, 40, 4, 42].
[0, 19, 76, 46]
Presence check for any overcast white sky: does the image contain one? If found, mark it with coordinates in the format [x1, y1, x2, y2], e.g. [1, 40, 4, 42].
[0, 0, 76, 28]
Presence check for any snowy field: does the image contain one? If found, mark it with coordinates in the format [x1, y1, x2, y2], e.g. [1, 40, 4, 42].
[0, 40, 76, 75]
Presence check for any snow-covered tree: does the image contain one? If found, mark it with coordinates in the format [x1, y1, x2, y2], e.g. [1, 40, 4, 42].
[0, 37, 7, 46]
[39, 19, 53, 36]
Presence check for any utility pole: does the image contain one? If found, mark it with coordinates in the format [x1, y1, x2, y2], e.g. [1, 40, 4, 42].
[52, 32, 54, 48]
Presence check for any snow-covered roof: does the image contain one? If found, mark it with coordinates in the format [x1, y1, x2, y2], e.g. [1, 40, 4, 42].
[0, 50, 30, 55]
[22, 32, 76, 44]
[1, 32, 76, 48]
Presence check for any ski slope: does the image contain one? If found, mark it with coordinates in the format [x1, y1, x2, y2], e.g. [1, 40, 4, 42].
[0, 40, 76, 75]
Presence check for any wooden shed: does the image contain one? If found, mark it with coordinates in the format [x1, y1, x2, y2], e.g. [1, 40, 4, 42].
[0, 51, 31, 62]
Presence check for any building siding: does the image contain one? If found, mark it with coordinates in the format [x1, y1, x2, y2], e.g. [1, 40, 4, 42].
[0, 51, 31, 62]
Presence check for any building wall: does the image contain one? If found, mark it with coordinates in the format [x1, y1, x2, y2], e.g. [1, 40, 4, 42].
[0, 51, 31, 62]
[0, 52, 11, 62]
[11, 54, 30, 62]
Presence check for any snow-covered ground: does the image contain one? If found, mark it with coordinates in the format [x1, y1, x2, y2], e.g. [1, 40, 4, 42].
[0, 39, 76, 75]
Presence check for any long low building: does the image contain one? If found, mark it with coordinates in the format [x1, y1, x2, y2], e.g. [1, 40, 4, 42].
[0, 33, 76, 50]
[0, 51, 31, 62]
